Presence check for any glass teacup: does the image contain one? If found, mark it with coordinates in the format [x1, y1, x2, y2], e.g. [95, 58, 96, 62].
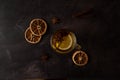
[50, 29, 80, 54]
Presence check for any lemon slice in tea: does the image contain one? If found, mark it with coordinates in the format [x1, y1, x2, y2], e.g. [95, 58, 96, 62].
[58, 34, 73, 50]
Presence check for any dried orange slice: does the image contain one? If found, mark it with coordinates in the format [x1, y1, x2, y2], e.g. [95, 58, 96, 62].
[72, 50, 88, 66]
[24, 27, 41, 44]
[30, 18, 47, 36]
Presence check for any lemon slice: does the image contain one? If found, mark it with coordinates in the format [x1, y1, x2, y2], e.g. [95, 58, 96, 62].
[30, 18, 47, 36]
[58, 34, 73, 50]
[24, 27, 41, 44]
[72, 50, 88, 66]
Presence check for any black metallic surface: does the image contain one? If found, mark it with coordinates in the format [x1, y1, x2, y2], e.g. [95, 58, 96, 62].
[0, 0, 120, 79]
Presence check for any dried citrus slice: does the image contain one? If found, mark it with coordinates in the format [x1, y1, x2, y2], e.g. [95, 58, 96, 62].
[72, 50, 88, 66]
[50, 29, 77, 54]
[24, 27, 41, 44]
[30, 18, 47, 36]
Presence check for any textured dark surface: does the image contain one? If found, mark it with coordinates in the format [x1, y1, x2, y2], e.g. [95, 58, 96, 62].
[0, 0, 120, 79]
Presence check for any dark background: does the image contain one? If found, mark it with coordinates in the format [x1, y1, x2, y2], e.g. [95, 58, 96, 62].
[0, 0, 120, 79]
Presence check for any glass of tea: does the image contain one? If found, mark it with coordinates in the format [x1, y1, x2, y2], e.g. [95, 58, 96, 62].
[50, 29, 80, 54]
